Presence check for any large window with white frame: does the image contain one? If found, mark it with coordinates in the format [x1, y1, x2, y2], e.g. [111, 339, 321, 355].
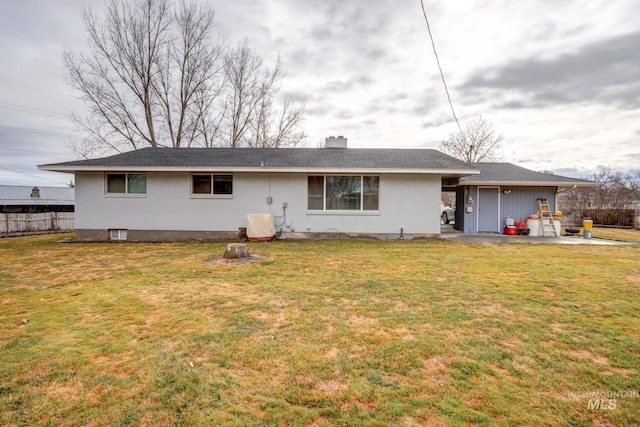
[308, 175, 379, 211]
[191, 174, 233, 195]
[106, 173, 146, 194]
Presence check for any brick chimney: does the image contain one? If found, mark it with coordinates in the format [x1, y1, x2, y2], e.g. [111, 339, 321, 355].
[324, 135, 347, 148]
[30, 186, 40, 198]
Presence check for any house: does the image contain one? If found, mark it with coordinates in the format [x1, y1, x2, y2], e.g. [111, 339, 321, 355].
[444, 162, 597, 234]
[39, 137, 478, 241]
[0, 185, 74, 213]
[38, 138, 596, 241]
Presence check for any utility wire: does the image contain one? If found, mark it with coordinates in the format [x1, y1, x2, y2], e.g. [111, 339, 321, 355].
[418, 0, 464, 136]
[0, 164, 70, 186]
[0, 101, 71, 119]
[0, 124, 77, 140]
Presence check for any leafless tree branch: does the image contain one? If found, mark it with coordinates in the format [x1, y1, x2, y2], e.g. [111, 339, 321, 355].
[439, 116, 503, 163]
[65, 0, 306, 154]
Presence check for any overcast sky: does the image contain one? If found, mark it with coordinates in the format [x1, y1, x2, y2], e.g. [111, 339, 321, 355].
[1, 0, 639, 186]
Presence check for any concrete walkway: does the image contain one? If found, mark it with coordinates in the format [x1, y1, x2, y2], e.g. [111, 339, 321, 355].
[439, 225, 635, 245]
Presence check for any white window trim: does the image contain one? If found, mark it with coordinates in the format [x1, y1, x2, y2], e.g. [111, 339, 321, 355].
[190, 173, 234, 198]
[109, 229, 128, 241]
[307, 174, 380, 213]
[104, 173, 147, 197]
[306, 210, 381, 216]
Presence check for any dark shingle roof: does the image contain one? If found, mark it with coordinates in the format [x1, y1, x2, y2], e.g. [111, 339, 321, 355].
[460, 162, 595, 186]
[39, 147, 477, 174]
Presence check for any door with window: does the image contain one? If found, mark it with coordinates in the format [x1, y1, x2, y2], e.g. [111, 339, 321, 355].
[477, 187, 499, 232]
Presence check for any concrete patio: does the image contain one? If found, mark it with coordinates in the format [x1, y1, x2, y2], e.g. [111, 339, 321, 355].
[439, 224, 635, 245]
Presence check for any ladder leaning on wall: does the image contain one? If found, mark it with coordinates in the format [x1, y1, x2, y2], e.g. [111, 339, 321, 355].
[537, 198, 558, 237]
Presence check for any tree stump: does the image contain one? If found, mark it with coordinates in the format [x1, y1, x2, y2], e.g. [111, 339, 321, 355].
[223, 243, 250, 259]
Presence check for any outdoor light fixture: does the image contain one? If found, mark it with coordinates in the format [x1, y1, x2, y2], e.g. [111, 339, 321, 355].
[503, 189, 512, 195]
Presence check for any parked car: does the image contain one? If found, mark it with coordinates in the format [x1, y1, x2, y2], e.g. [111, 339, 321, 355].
[442, 204, 456, 224]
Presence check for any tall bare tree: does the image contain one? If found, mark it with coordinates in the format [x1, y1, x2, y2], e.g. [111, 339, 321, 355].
[248, 97, 306, 148]
[64, 0, 305, 156]
[222, 40, 305, 148]
[439, 116, 503, 163]
[154, 1, 225, 148]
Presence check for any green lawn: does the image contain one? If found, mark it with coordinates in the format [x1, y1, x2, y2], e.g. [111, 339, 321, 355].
[1, 232, 639, 426]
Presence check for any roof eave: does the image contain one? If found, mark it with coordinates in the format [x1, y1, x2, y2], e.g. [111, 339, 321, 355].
[39, 165, 480, 175]
[460, 180, 598, 187]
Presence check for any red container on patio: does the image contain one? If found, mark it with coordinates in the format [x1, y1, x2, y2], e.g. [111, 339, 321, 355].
[503, 226, 517, 235]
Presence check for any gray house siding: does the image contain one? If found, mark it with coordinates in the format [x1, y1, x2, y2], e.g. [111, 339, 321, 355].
[74, 171, 442, 241]
[462, 186, 557, 234]
[499, 186, 557, 225]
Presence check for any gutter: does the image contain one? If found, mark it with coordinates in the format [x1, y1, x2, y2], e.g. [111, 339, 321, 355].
[39, 165, 481, 176]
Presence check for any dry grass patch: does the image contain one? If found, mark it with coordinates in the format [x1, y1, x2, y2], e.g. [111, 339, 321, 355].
[0, 234, 639, 426]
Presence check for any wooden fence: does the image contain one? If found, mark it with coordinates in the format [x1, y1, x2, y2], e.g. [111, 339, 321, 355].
[0, 212, 74, 235]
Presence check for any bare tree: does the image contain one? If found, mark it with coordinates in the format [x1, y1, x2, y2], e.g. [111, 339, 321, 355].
[222, 41, 283, 147]
[560, 169, 640, 226]
[270, 98, 306, 147]
[439, 116, 504, 163]
[154, 0, 225, 148]
[220, 40, 306, 148]
[248, 97, 306, 148]
[64, 0, 224, 156]
[64, 0, 305, 155]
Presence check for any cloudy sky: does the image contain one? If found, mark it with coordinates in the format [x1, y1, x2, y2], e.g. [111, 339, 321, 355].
[1, 0, 639, 186]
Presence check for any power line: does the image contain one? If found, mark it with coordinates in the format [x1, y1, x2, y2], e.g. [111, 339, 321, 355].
[0, 101, 71, 119]
[0, 164, 70, 186]
[418, 0, 464, 136]
[0, 124, 77, 140]
[0, 104, 71, 120]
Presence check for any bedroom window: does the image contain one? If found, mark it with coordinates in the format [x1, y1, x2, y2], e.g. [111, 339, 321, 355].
[106, 173, 146, 194]
[192, 174, 233, 195]
[308, 175, 379, 211]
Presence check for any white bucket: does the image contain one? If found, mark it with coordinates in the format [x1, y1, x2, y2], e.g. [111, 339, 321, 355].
[505, 216, 515, 226]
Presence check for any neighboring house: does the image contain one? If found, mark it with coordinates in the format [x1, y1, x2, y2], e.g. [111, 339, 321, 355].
[446, 163, 597, 234]
[0, 185, 74, 213]
[39, 137, 478, 241]
[0, 185, 75, 235]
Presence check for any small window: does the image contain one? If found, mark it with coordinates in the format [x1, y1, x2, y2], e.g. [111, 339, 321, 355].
[109, 229, 128, 240]
[107, 174, 126, 193]
[127, 174, 147, 194]
[213, 175, 233, 194]
[363, 176, 379, 211]
[192, 174, 233, 195]
[192, 175, 212, 194]
[307, 176, 324, 210]
[106, 173, 146, 194]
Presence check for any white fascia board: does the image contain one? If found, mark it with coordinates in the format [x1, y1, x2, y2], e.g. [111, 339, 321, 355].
[0, 200, 74, 205]
[461, 180, 598, 187]
[39, 165, 481, 175]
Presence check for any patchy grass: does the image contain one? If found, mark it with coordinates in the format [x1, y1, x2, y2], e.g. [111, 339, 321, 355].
[1, 233, 639, 426]
[592, 227, 640, 243]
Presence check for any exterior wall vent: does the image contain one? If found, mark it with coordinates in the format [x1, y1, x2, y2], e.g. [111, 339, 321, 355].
[324, 136, 348, 148]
